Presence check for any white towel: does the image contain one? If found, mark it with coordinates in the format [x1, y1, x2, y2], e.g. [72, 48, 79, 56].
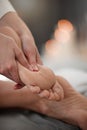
[55, 68, 87, 96]
[0, 0, 15, 19]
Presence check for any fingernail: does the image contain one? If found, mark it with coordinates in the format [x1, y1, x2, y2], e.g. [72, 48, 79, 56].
[31, 65, 39, 71]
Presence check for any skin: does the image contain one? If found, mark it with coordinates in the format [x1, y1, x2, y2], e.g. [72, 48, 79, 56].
[0, 16, 86, 129]
[0, 12, 42, 67]
[0, 32, 29, 83]
[28, 76, 87, 130]
[0, 76, 87, 130]
[0, 26, 64, 101]
[0, 12, 42, 84]
[17, 62, 64, 100]
[0, 80, 40, 108]
[0, 27, 86, 127]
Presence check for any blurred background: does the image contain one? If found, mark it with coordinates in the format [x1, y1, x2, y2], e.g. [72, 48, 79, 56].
[10, 0, 87, 72]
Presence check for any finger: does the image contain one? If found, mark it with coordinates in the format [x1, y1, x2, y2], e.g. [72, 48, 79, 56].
[23, 48, 39, 71]
[53, 82, 64, 100]
[30, 63, 39, 72]
[36, 49, 43, 65]
[30, 86, 41, 93]
[54, 92, 60, 101]
[39, 90, 50, 98]
[21, 35, 39, 71]
[49, 91, 55, 100]
[27, 85, 41, 93]
[8, 60, 22, 84]
[26, 51, 39, 71]
[56, 76, 76, 98]
[14, 45, 29, 69]
[0, 64, 19, 82]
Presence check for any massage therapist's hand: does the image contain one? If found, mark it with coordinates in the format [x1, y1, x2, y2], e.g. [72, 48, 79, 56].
[0, 12, 43, 70]
[0, 33, 29, 83]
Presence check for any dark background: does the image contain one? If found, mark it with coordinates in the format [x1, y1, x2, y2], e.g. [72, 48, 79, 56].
[10, 0, 87, 53]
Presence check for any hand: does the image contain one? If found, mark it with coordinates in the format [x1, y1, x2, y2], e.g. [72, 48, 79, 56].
[38, 80, 64, 101]
[28, 76, 87, 130]
[0, 12, 43, 70]
[0, 33, 29, 83]
[14, 79, 64, 101]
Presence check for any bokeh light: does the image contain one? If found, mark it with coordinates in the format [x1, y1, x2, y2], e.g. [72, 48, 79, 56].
[54, 28, 70, 43]
[58, 19, 73, 32]
[45, 39, 59, 56]
[54, 19, 74, 43]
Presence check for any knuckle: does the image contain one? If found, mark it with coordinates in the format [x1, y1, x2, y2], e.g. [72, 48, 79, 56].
[28, 50, 36, 58]
[7, 64, 13, 70]
[6, 62, 16, 71]
[25, 46, 35, 55]
[22, 35, 31, 45]
[24, 35, 31, 42]
[0, 65, 12, 74]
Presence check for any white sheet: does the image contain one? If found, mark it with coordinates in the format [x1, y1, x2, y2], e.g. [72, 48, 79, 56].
[55, 68, 87, 96]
